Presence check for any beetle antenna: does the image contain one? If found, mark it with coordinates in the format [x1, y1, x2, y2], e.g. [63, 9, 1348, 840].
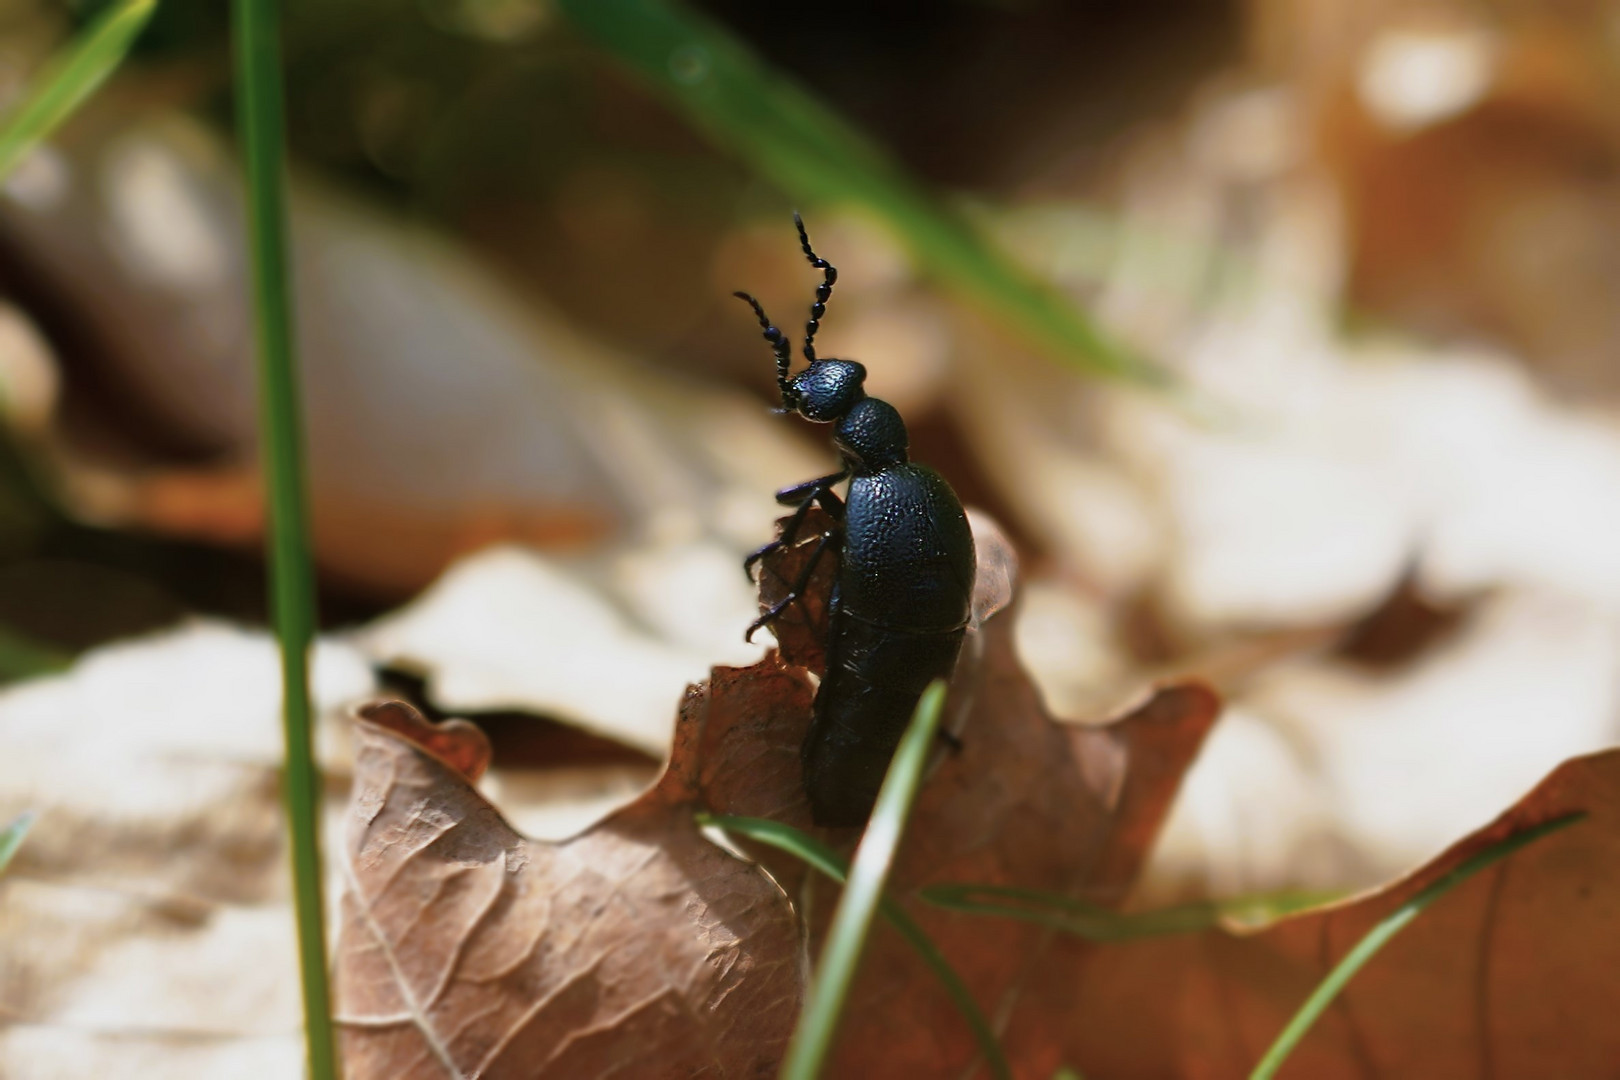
[794, 212, 837, 364]
[734, 291, 795, 404]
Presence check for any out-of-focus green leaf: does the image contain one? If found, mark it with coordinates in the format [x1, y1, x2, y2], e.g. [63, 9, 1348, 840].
[0, 0, 157, 182]
[0, 625, 70, 681]
[553, 0, 1162, 384]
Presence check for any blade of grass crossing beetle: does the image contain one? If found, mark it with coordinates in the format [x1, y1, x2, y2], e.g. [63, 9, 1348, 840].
[1250, 813, 1584, 1080]
[551, 0, 1160, 385]
[231, 2, 337, 1078]
[0, 0, 157, 182]
[777, 680, 949, 1080]
[698, 813, 1011, 1080]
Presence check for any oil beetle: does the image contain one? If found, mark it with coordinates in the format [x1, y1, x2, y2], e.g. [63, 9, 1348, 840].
[736, 215, 976, 827]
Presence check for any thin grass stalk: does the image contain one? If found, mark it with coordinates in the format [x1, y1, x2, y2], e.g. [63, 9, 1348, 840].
[778, 680, 949, 1080]
[699, 813, 1011, 1080]
[231, 1, 336, 1076]
[921, 882, 1339, 940]
[1250, 813, 1583, 1080]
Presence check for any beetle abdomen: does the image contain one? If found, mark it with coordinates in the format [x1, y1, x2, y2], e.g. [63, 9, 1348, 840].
[802, 611, 967, 826]
[839, 464, 975, 632]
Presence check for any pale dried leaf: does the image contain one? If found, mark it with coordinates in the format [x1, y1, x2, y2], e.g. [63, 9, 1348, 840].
[1150, 586, 1620, 896]
[355, 544, 761, 756]
[0, 620, 376, 1078]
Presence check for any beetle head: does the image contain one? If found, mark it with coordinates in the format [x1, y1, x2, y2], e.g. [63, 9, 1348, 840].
[787, 359, 866, 421]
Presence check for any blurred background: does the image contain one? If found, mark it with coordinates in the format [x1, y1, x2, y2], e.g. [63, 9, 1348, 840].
[4, 0, 1620, 1069]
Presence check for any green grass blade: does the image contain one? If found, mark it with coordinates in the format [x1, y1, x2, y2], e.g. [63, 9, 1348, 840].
[698, 813, 1011, 1080]
[231, 2, 336, 1078]
[1250, 813, 1584, 1080]
[552, 0, 1160, 384]
[0, 0, 157, 182]
[0, 624, 71, 681]
[776, 680, 949, 1080]
[922, 882, 1339, 941]
[0, 811, 35, 876]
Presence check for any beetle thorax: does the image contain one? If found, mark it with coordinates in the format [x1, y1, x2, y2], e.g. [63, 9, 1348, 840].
[835, 397, 908, 474]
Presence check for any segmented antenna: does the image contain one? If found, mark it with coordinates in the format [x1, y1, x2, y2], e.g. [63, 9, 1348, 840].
[734, 291, 795, 405]
[794, 212, 837, 363]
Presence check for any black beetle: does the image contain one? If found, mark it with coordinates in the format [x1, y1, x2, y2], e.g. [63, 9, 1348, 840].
[736, 215, 976, 827]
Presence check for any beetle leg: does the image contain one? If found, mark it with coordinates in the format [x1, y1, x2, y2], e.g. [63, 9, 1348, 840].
[813, 486, 845, 520]
[745, 531, 836, 642]
[775, 470, 848, 506]
[742, 542, 779, 581]
[743, 470, 848, 580]
[743, 497, 818, 580]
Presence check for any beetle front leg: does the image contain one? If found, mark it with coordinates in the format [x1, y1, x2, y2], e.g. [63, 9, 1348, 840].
[743, 470, 847, 580]
[743, 498, 818, 580]
[775, 470, 848, 507]
[745, 531, 837, 642]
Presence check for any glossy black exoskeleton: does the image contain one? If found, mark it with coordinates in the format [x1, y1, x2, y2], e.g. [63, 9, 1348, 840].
[736, 216, 975, 827]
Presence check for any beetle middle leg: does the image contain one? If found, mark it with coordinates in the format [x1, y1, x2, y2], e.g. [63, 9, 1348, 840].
[775, 470, 849, 510]
[742, 470, 847, 580]
[745, 530, 839, 642]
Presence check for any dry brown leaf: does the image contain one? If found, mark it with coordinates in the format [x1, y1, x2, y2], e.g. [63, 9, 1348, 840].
[1069, 749, 1620, 1078]
[335, 511, 1221, 1076]
[358, 700, 492, 783]
[334, 701, 804, 1079]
